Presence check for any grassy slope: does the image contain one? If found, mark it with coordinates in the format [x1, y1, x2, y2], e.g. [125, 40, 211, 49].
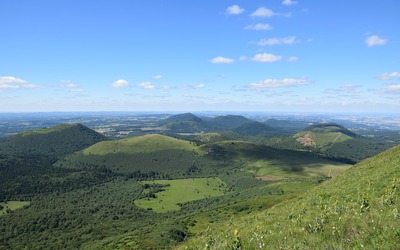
[134, 178, 226, 213]
[178, 145, 400, 249]
[82, 134, 200, 155]
[58, 134, 207, 175]
[294, 131, 352, 148]
[206, 141, 351, 178]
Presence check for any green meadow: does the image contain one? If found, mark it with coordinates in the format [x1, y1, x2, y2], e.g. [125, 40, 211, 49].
[0, 201, 30, 216]
[134, 178, 226, 213]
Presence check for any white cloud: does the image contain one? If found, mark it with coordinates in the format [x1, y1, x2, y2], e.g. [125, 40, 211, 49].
[210, 56, 235, 64]
[249, 78, 309, 88]
[195, 84, 205, 89]
[70, 88, 83, 92]
[257, 36, 298, 46]
[164, 84, 205, 90]
[378, 72, 400, 80]
[244, 23, 272, 30]
[282, 0, 298, 6]
[380, 84, 400, 94]
[239, 56, 247, 61]
[251, 7, 275, 17]
[112, 79, 129, 88]
[0, 76, 27, 84]
[61, 81, 84, 92]
[153, 75, 162, 80]
[252, 53, 282, 63]
[138, 82, 155, 89]
[0, 84, 19, 89]
[287, 56, 299, 62]
[0, 76, 41, 89]
[66, 83, 78, 88]
[226, 5, 244, 15]
[324, 85, 362, 95]
[365, 35, 387, 47]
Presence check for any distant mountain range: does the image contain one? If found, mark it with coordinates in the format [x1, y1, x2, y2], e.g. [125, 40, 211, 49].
[160, 113, 280, 136]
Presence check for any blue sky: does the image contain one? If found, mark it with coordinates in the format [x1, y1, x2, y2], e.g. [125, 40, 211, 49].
[1, 0, 399, 113]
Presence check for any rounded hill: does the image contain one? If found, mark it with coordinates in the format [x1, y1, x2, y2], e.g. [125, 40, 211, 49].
[83, 134, 199, 155]
[0, 123, 106, 158]
[305, 123, 356, 137]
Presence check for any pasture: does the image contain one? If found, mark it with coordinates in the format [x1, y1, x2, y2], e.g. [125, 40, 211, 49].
[0, 201, 30, 216]
[134, 178, 226, 213]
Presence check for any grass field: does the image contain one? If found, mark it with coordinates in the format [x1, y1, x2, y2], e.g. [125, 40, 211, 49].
[83, 134, 200, 155]
[134, 178, 226, 213]
[0, 201, 30, 216]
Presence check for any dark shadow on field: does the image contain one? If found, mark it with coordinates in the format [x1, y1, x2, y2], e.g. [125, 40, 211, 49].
[210, 142, 347, 174]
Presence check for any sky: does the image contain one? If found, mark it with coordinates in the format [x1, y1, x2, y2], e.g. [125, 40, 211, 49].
[1, 0, 400, 113]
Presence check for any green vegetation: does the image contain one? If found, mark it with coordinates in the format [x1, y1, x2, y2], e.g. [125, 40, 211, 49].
[57, 134, 214, 176]
[267, 123, 392, 163]
[20, 124, 77, 136]
[82, 134, 200, 155]
[233, 122, 277, 136]
[134, 178, 226, 213]
[0, 201, 30, 216]
[0, 123, 106, 158]
[0, 118, 397, 249]
[294, 131, 352, 147]
[204, 141, 351, 179]
[178, 144, 400, 249]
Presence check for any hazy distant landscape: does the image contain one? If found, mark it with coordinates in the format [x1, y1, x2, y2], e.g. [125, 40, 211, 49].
[1, 0, 399, 249]
[0, 112, 399, 249]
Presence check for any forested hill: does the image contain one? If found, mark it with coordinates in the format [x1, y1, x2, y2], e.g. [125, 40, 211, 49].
[160, 113, 203, 124]
[208, 115, 253, 129]
[305, 123, 357, 137]
[0, 123, 107, 158]
[266, 123, 388, 163]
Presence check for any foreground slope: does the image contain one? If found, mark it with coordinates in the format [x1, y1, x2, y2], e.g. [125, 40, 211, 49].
[0, 123, 106, 158]
[178, 144, 400, 249]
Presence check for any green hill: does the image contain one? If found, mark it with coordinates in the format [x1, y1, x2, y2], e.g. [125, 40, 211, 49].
[82, 134, 199, 155]
[305, 123, 357, 137]
[208, 115, 253, 130]
[178, 144, 400, 249]
[161, 113, 210, 133]
[56, 134, 210, 177]
[267, 123, 386, 163]
[0, 123, 106, 158]
[233, 121, 277, 136]
[161, 113, 203, 124]
[264, 119, 309, 134]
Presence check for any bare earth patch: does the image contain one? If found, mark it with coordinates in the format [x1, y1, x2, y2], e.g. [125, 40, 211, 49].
[296, 132, 316, 147]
